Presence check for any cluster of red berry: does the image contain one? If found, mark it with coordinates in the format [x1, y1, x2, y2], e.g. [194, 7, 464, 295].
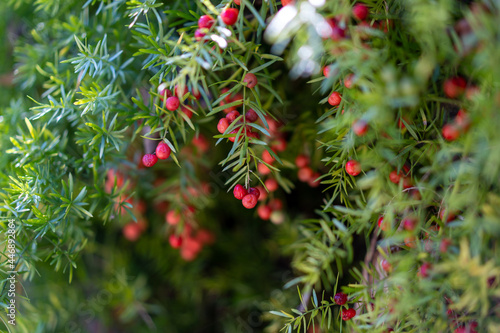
[166, 208, 214, 261]
[333, 291, 356, 321]
[295, 154, 320, 187]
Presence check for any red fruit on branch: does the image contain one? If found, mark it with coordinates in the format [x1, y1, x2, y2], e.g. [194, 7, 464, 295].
[341, 308, 356, 321]
[226, 110, 240, 123]
[217, 118, 230, 134]
[308, 172, 320, 187]
[454, 109, 470, 131]
[169, 234, 183, 248]
[352, 119, 368, 136]
[345, 160, 361, 176]
[245, 109, 258, 122]
[258, 163, 271, 175]
[166, 96, 180, 111]
[248, 187, 261, 199]
[418, 262, 432, 278]
[295, 154, 310, 168]
[443, 77, 467, 99]
[194, 29, 205, 41]
[378, 216, 388, 231]
[262, 150, 275, 164]
[175, 84, 189, 99]
[402, 217, 417, 231]
[323, 65, 331, 78]
[298, 166, 314, 182]
[328, 91, 342, 106]
[181, 106, 193, 119]
[389, 170, 401, 184]
[265, 178, 279, 192]
[439, 208, 456, 223]
[334, 292, 348, 305]
[221, 8, 239, 26]
[233, 184, 248, 200]
[381, 258, 392, 273]
[343, 73, 355, 88]
[269, 198, 283, 210]
[242, 194, 258, 209]
[281, 0, 294, 6]
[257, 205, 272, 220]
[243, 73, 258, 89]
[228, 129, 239, 143]
[442, 124, 460, 141]
[352, 4, 369, 21]
[142, 154, 158, 167]
[166, 210, 181, 225]
[156, 142, 171, 160]
[123, 222, 142, 241]
[158, 83, 172, 100]
[198, 15, 214, 29]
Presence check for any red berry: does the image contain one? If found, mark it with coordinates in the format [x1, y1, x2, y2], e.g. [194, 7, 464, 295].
[323, 65, 331, 78]
[262, 150, 275, 164]
[166, 96, 180, 111]
[228, 129, 239, 143]
[243, 73, 258, 89]
[175, 85, 189, 99]
[221, 8, 239, 26]
[269, 198, 283, 210]
[378, 216, 388, 231]
[344, 74, 355, 88]
[331, 26, 346, 41]
[440, 238, 452, 253]
[258, 163, 271, 175]
[402, 177, 412, 189]
[334, 292, 348, 305]
[418, 262, 432, 278]
[194, 29, 205, 41]
[257, 205, 272, 220]
[352, 4, 369, 20]
[442, 124, 460, 141]
[255, 185, 267, 201]
[295, 154, 310, 168]
[308, 172, 321, 187]
[245, 109, 258, 122]
[265, 178, 279, 192]
[198, 15, 214, 29]
[454, 109, 470, 131]
[345, 160, 361, 176]
[282, 0, 294, 6]
[439, 208, 456, 223]
[298, 167, 314, 182]
[271, 137, 287, 152]
[181, 106, 193, 119]
[192, 134, 209, 152]
[381, 258, 392, 272]
[233, 184, 248, 200]
[226, 110, 240, 123]
[158, 83, 172, 100]
[443, 77, 467, 99]
[217, 118, 230, 134]
[248, 187, 260, 199]
[402, 217, 417, 231]
[169, 234, 183, 248]
[352, 119, 368, 136]
[123, 222, 142, 241]
[196, 229, 215, 245]
[242, 194, 258, 209]
[328, 92, 342, 106]
[389, 170, 401, 184]
[142, 154, 158, 167]
[156, 142, 171, 160]
[166, 210, 181, 225]
[341, 308, 356, 321]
